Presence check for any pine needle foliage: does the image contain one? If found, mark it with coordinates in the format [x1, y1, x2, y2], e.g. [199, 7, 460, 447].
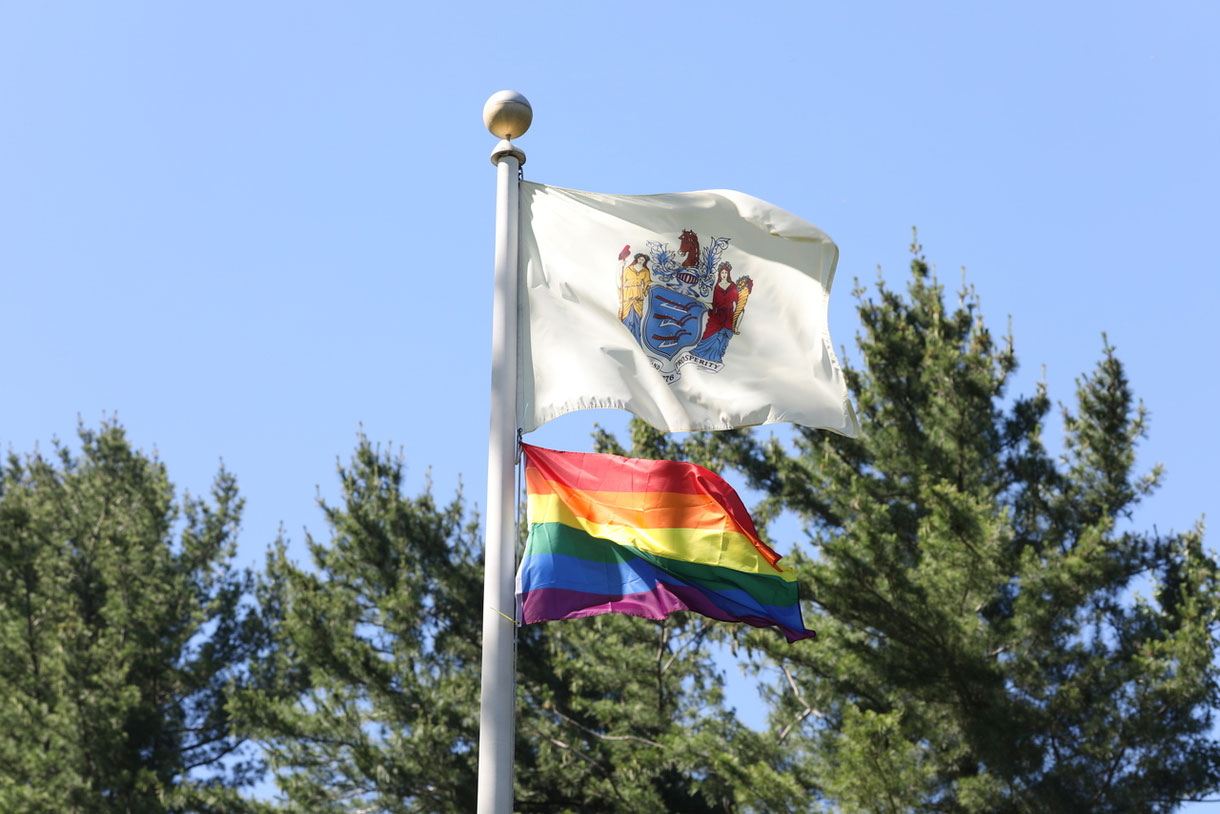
[654, 237, 1220, 812]
[0, 421, 268, 813]
[240, 436, 795, 813]
[235, 437, 485, 813]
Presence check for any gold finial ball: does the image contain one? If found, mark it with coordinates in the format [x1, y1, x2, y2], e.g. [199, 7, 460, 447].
[483, 90, 532, 140]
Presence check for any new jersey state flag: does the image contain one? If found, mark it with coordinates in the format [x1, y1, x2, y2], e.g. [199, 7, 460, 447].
[518, 181, 859, 436]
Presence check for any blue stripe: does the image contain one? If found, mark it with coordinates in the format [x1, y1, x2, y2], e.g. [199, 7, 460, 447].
[518, 551, 806, 632]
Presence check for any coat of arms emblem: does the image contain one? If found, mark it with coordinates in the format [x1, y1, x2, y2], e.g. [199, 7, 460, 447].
[617, 229, 753, 383]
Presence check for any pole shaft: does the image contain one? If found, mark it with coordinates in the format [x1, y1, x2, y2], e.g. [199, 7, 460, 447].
[477, 153, 520, 814]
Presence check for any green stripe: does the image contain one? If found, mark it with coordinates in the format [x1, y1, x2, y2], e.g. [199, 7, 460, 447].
[525, 522, 799, 609]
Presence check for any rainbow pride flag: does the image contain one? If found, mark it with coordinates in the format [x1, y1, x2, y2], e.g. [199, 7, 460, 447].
[515, 444, 815, 642]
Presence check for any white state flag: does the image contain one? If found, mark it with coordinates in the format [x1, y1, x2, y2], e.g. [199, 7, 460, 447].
[518, 181, 859, 436]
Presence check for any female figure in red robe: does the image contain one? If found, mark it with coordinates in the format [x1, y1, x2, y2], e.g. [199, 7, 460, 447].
[693, 262, 739, 363]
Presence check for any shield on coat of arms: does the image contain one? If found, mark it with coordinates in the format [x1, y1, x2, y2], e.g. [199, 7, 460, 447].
[642, 286, 707, 360]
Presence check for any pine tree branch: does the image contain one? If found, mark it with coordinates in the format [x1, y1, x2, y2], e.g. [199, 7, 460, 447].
[777, 664, 823, 743]
[662, 625, 709, 675]
[550, 708, 664, 749]
[522, 719, 609, 770]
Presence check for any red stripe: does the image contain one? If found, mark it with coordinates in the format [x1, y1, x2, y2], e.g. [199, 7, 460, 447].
[522, 444, 774, 567]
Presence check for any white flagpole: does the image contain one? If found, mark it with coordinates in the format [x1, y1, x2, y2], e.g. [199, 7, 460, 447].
[478, 90, 531, 814]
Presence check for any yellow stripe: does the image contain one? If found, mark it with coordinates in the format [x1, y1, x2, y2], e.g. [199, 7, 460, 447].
[527, 493, 796, 580]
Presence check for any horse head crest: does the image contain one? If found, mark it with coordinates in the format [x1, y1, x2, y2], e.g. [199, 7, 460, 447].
[678, 229, 700, 267]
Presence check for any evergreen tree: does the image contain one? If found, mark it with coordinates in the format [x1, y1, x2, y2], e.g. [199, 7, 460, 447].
[515, 604, 797, 813]
[241, 437, 790, 813]
[657, 237, 1220, 812]
[242, 237, 1220, 812]
[0, 422, 268, 813]
[235, 438, 486, 812]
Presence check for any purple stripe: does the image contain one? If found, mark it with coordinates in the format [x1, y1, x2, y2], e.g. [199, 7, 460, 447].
[521, 583, 815, 643]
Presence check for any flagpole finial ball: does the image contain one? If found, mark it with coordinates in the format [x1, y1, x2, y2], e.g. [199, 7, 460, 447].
[483, 91, 532, 140]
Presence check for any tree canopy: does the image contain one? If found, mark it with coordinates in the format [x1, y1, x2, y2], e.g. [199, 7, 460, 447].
[4, 239, 1217, 813]
[0, 422, 268, 813]
[648, 239, 1220, 812]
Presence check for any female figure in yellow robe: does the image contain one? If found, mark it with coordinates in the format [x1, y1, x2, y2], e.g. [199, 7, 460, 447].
[618, 252, 651, 341]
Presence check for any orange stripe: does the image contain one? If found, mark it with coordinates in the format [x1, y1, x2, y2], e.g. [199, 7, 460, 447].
[526, 467, 782, 570]
[522, 444, 761, 534]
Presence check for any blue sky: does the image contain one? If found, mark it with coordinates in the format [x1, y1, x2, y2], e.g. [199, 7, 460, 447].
[3, 1, 1218, 807]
